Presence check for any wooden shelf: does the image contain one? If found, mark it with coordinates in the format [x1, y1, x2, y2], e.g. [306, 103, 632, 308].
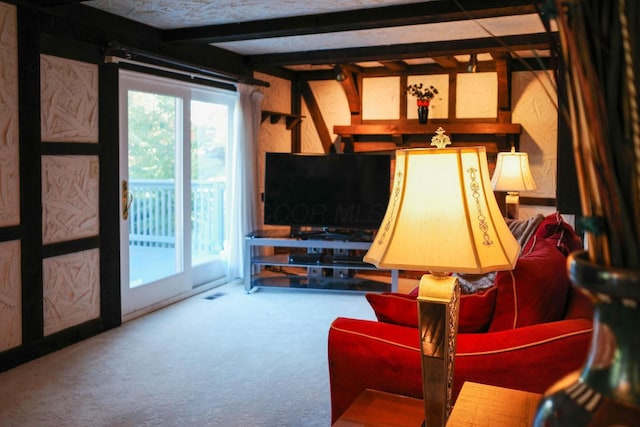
[334, 122, 521, 136]
[261, 110, 304, 129]
[333, 122, 522, 152]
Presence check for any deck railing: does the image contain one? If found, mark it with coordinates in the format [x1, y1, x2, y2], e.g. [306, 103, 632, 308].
[128, 179, 225, 254]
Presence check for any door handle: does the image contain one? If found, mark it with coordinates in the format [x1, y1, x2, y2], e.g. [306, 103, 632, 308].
[122, 180, 133, 220]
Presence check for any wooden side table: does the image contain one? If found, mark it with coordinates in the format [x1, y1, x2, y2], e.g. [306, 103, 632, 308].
[446, 382, 542, 426]
[333, 383, 542, 427]
[332, 389, 424, 427]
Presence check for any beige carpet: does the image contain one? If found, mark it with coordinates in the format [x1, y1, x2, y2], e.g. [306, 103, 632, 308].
[0, 282, 379, 427]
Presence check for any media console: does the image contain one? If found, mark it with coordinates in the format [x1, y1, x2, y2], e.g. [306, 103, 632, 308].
[244, 229, 399, 293]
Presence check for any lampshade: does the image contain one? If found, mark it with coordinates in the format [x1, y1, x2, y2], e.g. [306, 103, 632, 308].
[364, 146, 520, 274]
[491, 148, 537, 192]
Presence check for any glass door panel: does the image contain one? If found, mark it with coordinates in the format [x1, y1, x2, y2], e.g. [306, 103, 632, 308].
[190, 100, 227, 268]
[128, 91, 182, 286]
[119, 70, 232, 319]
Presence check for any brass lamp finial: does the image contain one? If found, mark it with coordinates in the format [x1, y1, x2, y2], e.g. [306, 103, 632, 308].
[431, 127, 451, 148]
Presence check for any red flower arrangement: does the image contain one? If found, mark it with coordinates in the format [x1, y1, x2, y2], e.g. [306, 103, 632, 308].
[406, 83, 438, 106]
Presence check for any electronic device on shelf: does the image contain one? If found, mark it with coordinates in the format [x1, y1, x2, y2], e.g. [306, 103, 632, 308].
[263, 152, 391, 233]
[287, 253, 324, 264]
[330, 254, 368, 265]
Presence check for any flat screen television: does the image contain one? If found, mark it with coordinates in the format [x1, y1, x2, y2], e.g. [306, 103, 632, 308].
[263, 152, 391, 233]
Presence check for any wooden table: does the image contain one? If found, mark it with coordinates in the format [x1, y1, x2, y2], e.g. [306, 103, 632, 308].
[446, 382, 542, 426]
[332, 389, 424, 427]
[333, 382, 542, 427]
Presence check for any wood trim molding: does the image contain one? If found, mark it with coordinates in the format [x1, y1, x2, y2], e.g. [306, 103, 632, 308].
[334, 122, 522, 135]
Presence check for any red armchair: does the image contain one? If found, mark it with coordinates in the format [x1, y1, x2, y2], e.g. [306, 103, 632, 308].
[327, 214, 594, 423]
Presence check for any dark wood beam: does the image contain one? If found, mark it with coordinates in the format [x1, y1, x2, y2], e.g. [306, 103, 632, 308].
[161, 1, 541, 44]
[433, 56, 460, 69]
[247, 33, 557, 67]
[379, 61, 409, 72]
[19, 0, 86, 6]
[300, 82, 333, 153]
[494, 53, 511, 122]
[336, 65, 361, 115]
[520, 197, 557, 207]
[291, 81, 302, 152]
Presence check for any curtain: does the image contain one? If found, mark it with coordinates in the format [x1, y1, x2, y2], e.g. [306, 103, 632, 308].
[227, 83, 263, 280]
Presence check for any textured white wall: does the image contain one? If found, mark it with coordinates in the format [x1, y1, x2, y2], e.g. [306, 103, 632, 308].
[39, 55, 102, 334]
[512, 70, 558, 200]
[42, 155, 100, 244]
[43, 249, 100, 336]
[260, 70, 559, 220]
[362, 77, 400, 120]
[0, 2, 19, 228]
[0, 240, 21, 351]
[254, 72, 293, 231]
[304, 80, 351, 152]
[456, 72, 498, 118]
[255, 72, 291, 180]
[406, 74, 450, 120]
[40, 55, 99, 143]
[0, 3, 21, 353]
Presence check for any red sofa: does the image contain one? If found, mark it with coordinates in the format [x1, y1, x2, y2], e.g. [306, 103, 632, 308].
[327, 213, 594, 423]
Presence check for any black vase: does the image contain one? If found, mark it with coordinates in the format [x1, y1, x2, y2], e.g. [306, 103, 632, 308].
[533, 251, 640, 426]
[417, 105, 429, 124]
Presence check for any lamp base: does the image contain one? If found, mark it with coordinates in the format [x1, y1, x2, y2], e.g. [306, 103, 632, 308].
[505, 192, 520, 219]
[417, 273, 460, 427]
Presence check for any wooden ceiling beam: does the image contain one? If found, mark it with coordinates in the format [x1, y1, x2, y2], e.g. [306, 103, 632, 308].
[433, 56, 460, 69]
[161, 1, 541, 43]
[336, 65, 361, 115]
[21, 0, 86, 6]
[379, 61, 409, 72]
[491, 51, 511, 61]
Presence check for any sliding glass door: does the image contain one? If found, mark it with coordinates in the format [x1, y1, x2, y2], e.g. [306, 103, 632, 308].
[119, 70, 235, 318]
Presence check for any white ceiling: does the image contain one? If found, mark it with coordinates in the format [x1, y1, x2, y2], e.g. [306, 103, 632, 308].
[83, 0, 552, 65]
[85, 0, 430, 30]
[210, 14, 547, 56]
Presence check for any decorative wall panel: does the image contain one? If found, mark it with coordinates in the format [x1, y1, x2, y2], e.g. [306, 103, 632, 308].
[456, 72, 498, 119]
[0, 240, 21, 351]
[40, 54, 98, 143]
[362, 77, 400, 120]
[0, 3, 19, 227]
[42, 155, 99, 244]
[43, 248, 100, 336]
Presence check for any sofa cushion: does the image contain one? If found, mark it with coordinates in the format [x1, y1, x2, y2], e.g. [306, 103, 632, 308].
[366, 292, 417, 328]
[458, 286, 498, 332]
[489, 237, 571, 332]
[454, 214, 544, 293]
[366, 286, 497, 333]
[526, 212, 583, 256]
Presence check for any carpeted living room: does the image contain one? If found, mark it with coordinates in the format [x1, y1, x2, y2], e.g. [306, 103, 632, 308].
[0, 283, 378, 426]
[2, 1, 638, 426]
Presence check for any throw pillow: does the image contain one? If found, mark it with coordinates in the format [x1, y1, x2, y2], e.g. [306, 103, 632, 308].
[454, 214, 544, 293]
[530, 212, 583, 256]
[365, 292, 417, 328]
[366, 285, 497, 333]
[488, 237, 572, 332]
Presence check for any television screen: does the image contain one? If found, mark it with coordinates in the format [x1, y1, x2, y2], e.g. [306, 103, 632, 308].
[263, 152, 391, 230]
